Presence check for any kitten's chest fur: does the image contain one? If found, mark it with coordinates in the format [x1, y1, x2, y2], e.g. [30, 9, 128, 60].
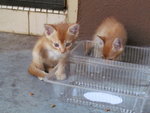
[48, 50, 65, 61]
[42, 49, 65, 67]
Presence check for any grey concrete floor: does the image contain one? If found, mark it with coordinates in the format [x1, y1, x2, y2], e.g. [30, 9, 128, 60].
[0, 32, 107, 113]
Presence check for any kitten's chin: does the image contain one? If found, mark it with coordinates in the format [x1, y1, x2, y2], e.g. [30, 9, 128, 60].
[60, 51, 69, 55]
[58, 50, 69, 54]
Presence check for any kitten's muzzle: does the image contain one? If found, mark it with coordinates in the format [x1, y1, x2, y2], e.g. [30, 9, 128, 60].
[60, 49, 65, 53]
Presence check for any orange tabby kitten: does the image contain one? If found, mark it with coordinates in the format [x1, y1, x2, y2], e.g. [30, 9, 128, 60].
[28, 23, 79, 80]
[92, 17, 127, 60]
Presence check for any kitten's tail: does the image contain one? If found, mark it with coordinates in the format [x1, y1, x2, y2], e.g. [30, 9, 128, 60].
[28, 63, 46, 77]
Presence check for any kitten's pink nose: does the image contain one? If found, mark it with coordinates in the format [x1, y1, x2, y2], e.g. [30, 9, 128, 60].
[60, 49, 65, 53]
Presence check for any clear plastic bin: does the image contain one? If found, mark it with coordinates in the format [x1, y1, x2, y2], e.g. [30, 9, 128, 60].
[68, 41, 150, 96]
[44, 41, 150, 113]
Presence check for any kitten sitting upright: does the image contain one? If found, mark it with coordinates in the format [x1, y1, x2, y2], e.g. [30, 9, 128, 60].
[93, 17, 127, 60]
[28, 23, 79, 80]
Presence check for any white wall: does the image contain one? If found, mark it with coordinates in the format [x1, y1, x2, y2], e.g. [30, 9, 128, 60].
[0, 8, 66, 35]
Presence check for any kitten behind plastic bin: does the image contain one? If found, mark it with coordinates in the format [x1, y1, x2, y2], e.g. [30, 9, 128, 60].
[91, 17, 127, 60]
[28, 23, 79, 80]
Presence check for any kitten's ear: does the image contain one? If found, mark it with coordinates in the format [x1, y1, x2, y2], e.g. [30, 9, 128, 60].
[44, 24, 56, 36]
[112, 38, 123, 51]
[68, 23, 80, 36]
[94, 35, 104, 48]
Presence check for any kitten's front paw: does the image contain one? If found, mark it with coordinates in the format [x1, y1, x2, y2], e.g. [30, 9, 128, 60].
[55, 72, 66, 80]
[38, 77, 44, 81]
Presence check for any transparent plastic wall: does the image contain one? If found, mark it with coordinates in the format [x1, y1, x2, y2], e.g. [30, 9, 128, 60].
[69, 41, 150, 96]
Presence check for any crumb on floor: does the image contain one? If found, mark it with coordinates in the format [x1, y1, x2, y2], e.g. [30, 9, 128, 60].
[50, 104, 56, 108]
[104, 108, 110, 112]
[29, 92, 34, 96]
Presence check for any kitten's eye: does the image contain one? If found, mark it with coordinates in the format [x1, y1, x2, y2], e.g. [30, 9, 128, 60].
[54, 43, 59, 47]
[65, 42, 72, 47]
